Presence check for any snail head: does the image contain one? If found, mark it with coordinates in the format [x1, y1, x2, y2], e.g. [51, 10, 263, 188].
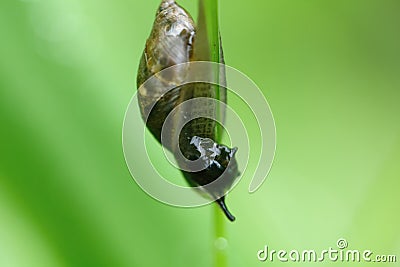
[183, 136, 239, 191]
[180, 136, 239, 221]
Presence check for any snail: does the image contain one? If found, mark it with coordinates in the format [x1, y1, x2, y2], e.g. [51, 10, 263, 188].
[137, 0, 239, 221]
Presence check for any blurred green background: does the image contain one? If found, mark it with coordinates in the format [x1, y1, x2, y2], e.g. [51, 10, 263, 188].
[1, 0, 399, 266]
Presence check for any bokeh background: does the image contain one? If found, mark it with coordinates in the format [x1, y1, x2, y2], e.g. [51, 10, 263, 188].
[1, 0, 399, 266]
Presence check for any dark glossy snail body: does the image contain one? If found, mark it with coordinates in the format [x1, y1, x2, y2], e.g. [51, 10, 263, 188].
[137, 0, 238, 221]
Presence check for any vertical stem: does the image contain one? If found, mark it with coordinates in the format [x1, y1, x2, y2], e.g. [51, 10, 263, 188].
[213, 204, 228, 267]
[205, 0, 222, 143]
[197, 1, 227, 267]
[196, 0, 219, 62]
[203, 0, 220, 63]
[198, 0, 222, 142]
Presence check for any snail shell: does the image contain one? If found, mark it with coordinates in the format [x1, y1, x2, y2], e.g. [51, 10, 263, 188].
[137, 0, 238, 221]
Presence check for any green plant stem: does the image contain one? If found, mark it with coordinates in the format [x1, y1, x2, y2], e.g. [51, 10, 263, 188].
[198, 1, 227, 267]
[198, 0, 223, 143]
[213, 204, 227, 267]
[205, 0, 222, 143]
[202, 0, 220, 63]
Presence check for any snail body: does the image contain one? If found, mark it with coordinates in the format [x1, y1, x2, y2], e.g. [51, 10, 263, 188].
[137, 0, 238, 221]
